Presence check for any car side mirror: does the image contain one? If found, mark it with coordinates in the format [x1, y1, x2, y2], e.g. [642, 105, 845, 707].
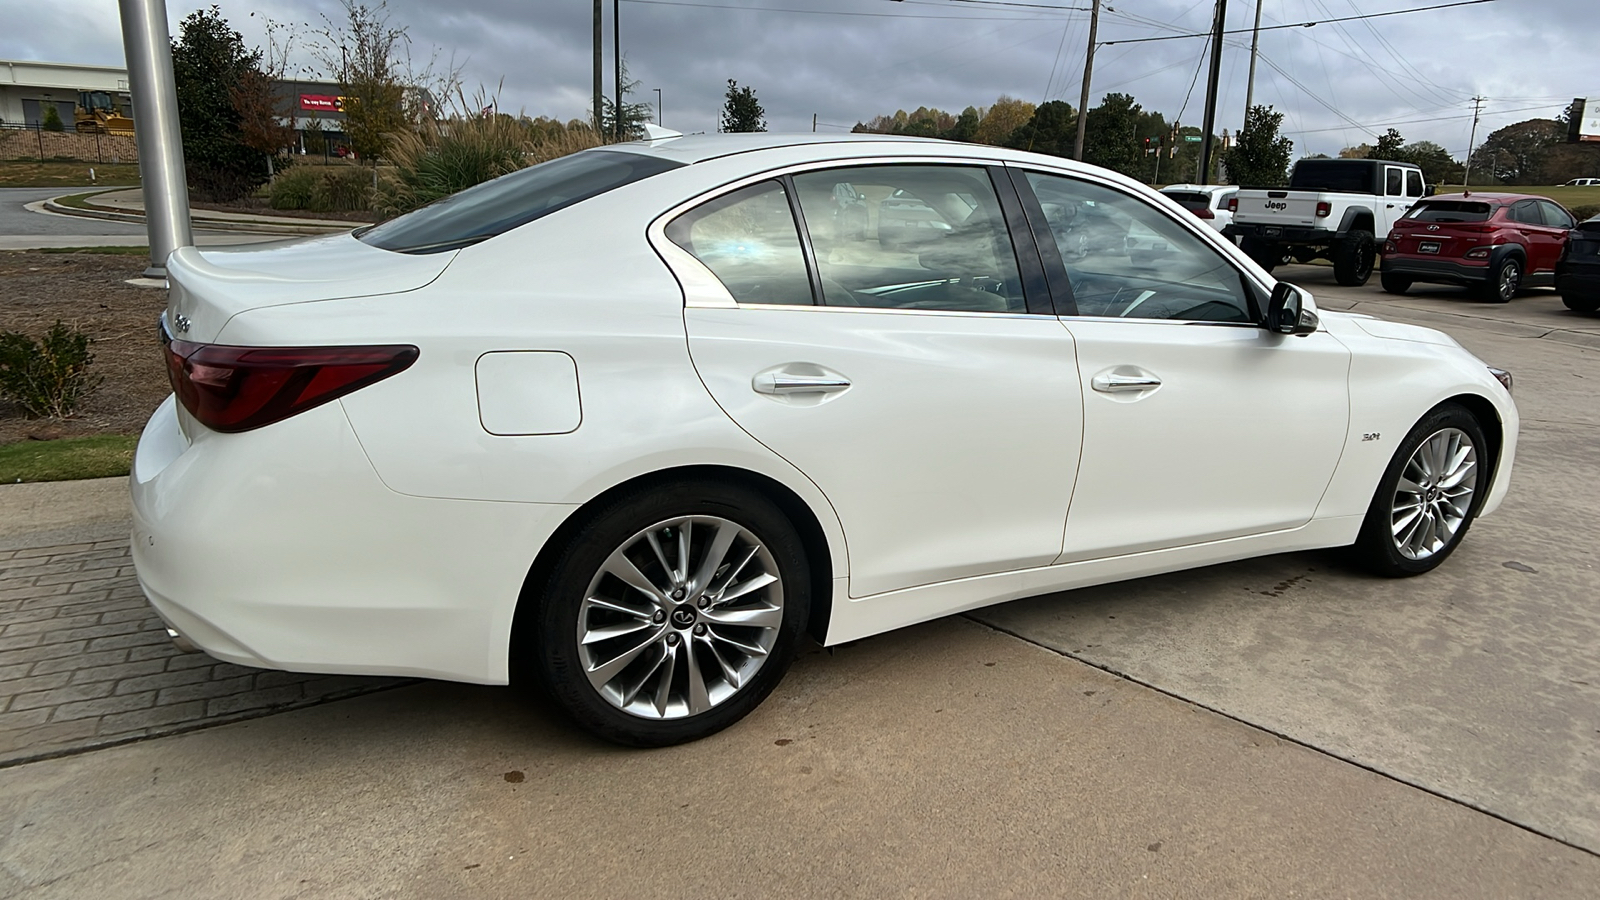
[1424, 184, 1436, 196]
[1266, 282, 1319, 335]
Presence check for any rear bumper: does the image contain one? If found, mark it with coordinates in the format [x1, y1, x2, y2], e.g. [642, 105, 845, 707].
[130, 395, 578, 684]
[1224, 223, 1338, 245]
[1381, 256, 1492, 286]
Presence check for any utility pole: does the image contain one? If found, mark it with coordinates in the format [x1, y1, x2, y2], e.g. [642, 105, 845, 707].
[1072, 0, 1100, 161]
[118, 0, 191, 279]
[613, 0, 622, 141]
[1462, 95, 1486, 187]
[1243, 0, 1263, 122]
[593, 0, 602, 134]
[812, 113, 818, 133]
[1197, 0, 1229, 186]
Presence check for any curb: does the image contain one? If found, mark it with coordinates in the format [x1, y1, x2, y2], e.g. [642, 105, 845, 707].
[43, 195, 359, 236]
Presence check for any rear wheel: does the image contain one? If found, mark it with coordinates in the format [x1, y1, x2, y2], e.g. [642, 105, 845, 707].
[1560, 292, 1599, 313]
[525, 481, 809, 747]
[1351, 404, 1488, 577]
[1332, 230, 1376, 286]
[1478, 256, 1520, 303]
[1380, 271, 1413, 295]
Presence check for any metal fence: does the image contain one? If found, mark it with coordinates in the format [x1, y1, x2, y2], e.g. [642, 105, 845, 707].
[0, 122, 139, 164]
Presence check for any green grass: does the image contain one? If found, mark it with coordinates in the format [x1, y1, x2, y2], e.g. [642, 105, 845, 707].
[0, 160, 141, 188]
[34, 246, 150, 256]
[50, 189, 115, 211]
[1433, 184, 1600, 208]
[0, 434, 136, 483]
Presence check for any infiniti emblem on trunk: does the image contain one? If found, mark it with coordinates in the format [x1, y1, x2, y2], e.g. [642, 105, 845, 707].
[173, 313, 192, 332]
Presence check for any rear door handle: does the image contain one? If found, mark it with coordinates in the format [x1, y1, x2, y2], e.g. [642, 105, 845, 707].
[753, 371, 852, 395]
[1091, 373, 1162, 393]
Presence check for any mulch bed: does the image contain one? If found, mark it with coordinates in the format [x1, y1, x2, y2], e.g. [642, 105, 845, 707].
[0, 252, 170, 445]
[191, 197, 378, 223]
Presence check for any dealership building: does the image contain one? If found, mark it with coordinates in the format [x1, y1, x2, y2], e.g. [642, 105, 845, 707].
[1, 58, 346, 137]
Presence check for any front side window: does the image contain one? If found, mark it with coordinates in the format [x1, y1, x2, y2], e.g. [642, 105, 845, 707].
[790, 165, 1027, 313]
[359, 150, 683, 254]
[665, 180, 813, 306]
[1024, 172, 1255, 323]
[1538, 200, 1575, 230]
[1406, 170, 1425, 197]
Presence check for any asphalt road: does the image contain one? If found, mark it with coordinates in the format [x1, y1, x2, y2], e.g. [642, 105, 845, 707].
[0, 186, 289, 249]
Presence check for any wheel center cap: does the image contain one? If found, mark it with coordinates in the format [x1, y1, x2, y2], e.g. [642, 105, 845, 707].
[669, 605, 697, 629]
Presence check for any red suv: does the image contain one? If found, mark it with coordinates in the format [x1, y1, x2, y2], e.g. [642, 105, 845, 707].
[1380, 193, 1577, 302]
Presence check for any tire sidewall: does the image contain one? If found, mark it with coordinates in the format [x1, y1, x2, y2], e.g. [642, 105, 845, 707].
[1354, 403, 1490, 577]
[529, 481, 810, 747]
[1334, 230, 1375, 286]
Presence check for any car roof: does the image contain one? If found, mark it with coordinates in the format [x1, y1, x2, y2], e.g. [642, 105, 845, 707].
[601, 131, 961, 166]
[1423, 192, 1543, 205]
[1160, 183, 1237, 194]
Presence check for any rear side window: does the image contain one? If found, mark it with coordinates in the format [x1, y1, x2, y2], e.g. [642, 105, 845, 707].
[1385, 168, 1404, 196]
[665, 180, 813, 306]
[358, 150, 683, 254]
[1406, 201, 1492, 223]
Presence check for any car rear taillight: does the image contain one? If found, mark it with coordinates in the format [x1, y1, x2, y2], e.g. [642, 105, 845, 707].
[1315, 201, 1332, 218]
[1226, 197, 1239, 213]
[163, 338, 418, 433]
[1193, 207, 1215, 219]
[1383, 239, 1397, 254]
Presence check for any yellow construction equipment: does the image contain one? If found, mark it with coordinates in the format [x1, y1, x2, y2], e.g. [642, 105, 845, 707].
[75, 91, 134, 136]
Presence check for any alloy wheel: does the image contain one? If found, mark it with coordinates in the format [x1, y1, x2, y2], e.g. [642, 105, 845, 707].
[576, 516, 784, 720]
[1390, 427, 1478, 560]
[1498, 261, 1520, 301]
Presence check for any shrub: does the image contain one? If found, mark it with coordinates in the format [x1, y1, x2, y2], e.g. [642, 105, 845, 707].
[308, 166, 374, 213]
[268, 165, 319, 209]
[0, 321, 101, 418]
[1569, 204, 1600, 222]
[41, 105, 66, 132]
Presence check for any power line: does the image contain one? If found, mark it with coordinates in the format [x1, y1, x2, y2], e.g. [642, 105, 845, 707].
[1100, 0, 1498, 45]
[618, 0, 1047, 20]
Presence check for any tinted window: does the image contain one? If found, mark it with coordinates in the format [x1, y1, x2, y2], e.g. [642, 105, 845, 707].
[1385, 168, 1404, 196]
[1162, 191, 1213, 211]
[1538, 200, 1575, 229]
[1025, 172, 1255, 324]
[1509, 201, 1543, 225]
[1406, 201, 1492, 223]
[790, 165, 1026, 313]
[665, 180, 813, 306]
[358, 150, 682, 254]
[1290, 161, 1375, 194]
[1406, 170, 1425, 198]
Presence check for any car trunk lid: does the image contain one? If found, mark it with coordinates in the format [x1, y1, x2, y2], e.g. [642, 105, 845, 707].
[164, 233, 457, 344]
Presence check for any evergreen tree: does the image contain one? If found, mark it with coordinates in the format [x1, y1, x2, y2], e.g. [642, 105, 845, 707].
[1082, 93, 1144, 178]
[720, 80, 766, 133]
[171, 6, 277, 201]
[41, 104, 65, 132]
[1006, 101, 1076, 157]
[1226, 105, 1294, 187]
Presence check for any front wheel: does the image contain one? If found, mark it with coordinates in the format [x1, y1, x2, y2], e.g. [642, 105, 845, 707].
[1350, 404, 1488, 577]
[526, 481, 809, 746]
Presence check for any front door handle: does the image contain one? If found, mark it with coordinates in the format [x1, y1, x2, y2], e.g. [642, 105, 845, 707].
[753, 372, 852, 395]
[1091, 372, 1162, 393]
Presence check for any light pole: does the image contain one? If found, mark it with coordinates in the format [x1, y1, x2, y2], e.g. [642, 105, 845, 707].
[653, 88, 662, 125]
[118, 0, 192, 279]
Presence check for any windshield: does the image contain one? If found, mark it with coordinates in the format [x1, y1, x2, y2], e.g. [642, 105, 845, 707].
[358, 150, 683, 254]
[1289, 161, 1374, 194]
[1161, 191, 1212, 211]
[1405, 200, 1493, 223]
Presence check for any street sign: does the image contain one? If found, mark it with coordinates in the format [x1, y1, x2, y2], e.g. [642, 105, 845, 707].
[1184, 135, 1202, 142]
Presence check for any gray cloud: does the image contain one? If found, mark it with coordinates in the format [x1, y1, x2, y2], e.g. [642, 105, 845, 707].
[4, 0, 1587, 158]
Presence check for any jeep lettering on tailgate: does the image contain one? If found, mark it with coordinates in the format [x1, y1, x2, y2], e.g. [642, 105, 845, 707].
[1264, 201, 1288, 211]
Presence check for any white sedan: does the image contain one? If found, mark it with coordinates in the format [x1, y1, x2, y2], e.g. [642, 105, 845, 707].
[133, 132, 1517, 746]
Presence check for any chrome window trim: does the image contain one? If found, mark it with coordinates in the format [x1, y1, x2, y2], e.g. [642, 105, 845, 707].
[647, 155, 1010, 312]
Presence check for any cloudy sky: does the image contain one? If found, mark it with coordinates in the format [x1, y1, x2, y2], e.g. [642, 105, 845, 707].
[4, 0, 1590, 158]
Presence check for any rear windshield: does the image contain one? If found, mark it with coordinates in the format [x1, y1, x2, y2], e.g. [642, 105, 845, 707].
[1162, 191, 1211, 211]
[1405, 200, 1493, 223]
[357, 150, 684, 254]
[1289, 161, 1375, 194]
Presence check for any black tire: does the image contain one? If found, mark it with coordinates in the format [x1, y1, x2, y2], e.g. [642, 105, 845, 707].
[1242, 237, 1278, 273]
[1380, 271, 1413, 295]
[525, 481, 810, 747]
[1477, 255, 1521, 303]
[1562, 292, 1600, 313]
[1350, 403, 1489, 578]
[1332, 229, 1376, 286]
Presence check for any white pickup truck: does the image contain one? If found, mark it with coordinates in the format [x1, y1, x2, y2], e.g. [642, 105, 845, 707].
[1223, 158, 1429, 286]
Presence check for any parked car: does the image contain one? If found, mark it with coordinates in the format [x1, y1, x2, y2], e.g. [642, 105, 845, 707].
[1563, 178, 1600, 187]
[1225, 158, 1429, 285]
[135, 132, 1518, 747]
[1556, 214, 1600, 312]
[1380, 193, 1576, 302]
[1160, 183, 1237, 233]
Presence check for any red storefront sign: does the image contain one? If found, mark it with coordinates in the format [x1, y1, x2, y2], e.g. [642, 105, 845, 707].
[299, 94, 344, 113]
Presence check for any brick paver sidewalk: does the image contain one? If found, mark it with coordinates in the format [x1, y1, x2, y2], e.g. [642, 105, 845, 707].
[0, 539, 402, 765]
